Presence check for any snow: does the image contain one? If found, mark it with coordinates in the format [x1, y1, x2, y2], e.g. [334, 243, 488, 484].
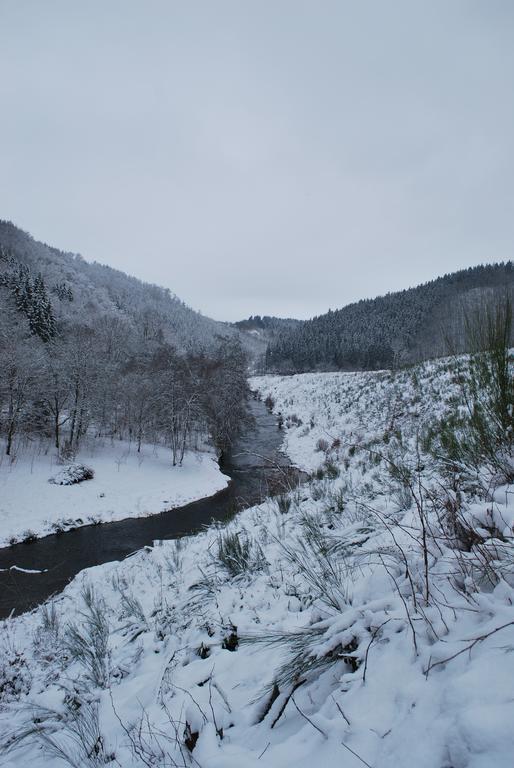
[0, 438, 228, 546]
[1, 358, 513, 767]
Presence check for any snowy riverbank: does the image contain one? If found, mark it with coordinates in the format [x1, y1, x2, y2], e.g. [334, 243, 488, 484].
[0, 438, 228, 547]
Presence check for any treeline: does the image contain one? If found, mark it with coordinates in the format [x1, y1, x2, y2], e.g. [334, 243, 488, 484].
[234, 315, 300, 332]
[0, 249, 249, 463]
[265, 263, 514, 372]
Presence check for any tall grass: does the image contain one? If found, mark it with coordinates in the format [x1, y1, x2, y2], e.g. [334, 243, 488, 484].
[216, 529, 265, 577]
[63, 584, 110, 689]
[435, 295, 514, 485]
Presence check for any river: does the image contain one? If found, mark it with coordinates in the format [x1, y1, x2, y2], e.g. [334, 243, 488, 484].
[0, 397, 297, 619]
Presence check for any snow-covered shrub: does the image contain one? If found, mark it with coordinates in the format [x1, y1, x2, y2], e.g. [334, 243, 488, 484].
[0, 640, 31, 703]
[286, 413, 302, 428]
[49, 463, 94, 485]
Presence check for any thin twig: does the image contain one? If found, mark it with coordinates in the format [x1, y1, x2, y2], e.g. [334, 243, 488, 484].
[425, 620, 514, 674]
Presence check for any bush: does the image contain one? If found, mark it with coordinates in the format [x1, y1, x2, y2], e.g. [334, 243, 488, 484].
[49, 464, 94, 486]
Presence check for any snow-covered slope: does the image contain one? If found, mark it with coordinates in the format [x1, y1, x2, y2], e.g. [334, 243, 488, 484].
[251, 364, 458, 472]
[1, 358, 513, 768]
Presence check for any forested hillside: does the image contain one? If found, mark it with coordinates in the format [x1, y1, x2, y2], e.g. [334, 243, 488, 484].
[234, 315, 302, 371]
[0, 220, 237, 351]
[0, 220, 249, 462]
[265, 263, 514, 372]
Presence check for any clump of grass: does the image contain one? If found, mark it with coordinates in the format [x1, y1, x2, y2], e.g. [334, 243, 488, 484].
[3, 696, 114, 768]
[276, 493, 292, 514]
[279, 516, 351, 612]
[323, 459, 340, 479]
[113, 579, 147, 631]
[163, 538, 185, 575]
[41, 601, 60, 636]
[216, 530, 265, 577]
[63, 584, 110, 689]
[243, 623, 361, 709]
[0, 632, 31, 704]
[329, 487, 345, 513]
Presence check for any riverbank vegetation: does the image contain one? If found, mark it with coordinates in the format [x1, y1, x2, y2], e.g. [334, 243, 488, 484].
[0, 305, 249, 464]
[0, 224, 251, 466]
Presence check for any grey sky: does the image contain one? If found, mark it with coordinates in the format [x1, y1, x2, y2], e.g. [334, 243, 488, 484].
[1, 1, 513, 321]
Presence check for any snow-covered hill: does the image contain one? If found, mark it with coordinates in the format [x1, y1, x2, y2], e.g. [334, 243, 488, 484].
[264, 263, 514, 372]
[1, 354, 513, 768]
[0, 219, 236, 352]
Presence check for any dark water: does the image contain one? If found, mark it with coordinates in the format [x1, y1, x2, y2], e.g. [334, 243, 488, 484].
[0, 398, 295, 619]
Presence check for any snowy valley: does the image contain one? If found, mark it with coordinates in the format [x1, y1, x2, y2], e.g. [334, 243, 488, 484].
[2, 4, 514, 765]
[1, 334, 513, 767]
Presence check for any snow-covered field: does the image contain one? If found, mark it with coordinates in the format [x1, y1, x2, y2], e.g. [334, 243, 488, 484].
[1, 358, 513, 768]
[0, 439, 228, 547]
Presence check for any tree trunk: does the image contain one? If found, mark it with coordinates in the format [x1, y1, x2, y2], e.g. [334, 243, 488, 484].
[6, 421, 15, 456]
[69, 383, 80, 447]
[54, 395, 60, 449]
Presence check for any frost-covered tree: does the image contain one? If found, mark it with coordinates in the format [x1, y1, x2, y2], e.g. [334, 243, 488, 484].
[0, 220, 251, 463]
[0, 312, 43, 455]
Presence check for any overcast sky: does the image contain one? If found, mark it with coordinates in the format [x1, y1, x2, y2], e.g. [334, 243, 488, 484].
[1, 1, 513, 321]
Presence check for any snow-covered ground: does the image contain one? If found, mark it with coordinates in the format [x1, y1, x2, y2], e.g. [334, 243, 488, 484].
[249, 361, 461, 473]
[1, 359, 513, 767]
[0, 438, 228, 546]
